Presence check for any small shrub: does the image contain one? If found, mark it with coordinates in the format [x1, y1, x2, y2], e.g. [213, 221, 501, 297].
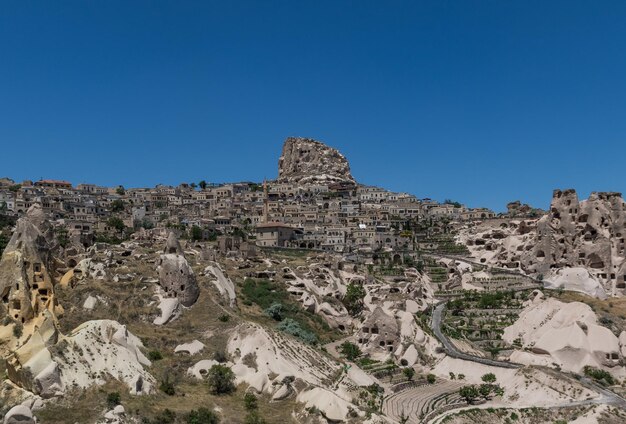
[481, 373, 497, 383]
[13, 322, 23, 338]
[106, 392, 121, 408]
[213, 350, 228, 363]
[583, 366, 615, 386]
[426, 374, 436, 384]
[264, 302, 285, 321]
[186, 407, 220, 424]
[339, 342, 361, 361]
[148, 350, 163, 361]
[276, 318, 317, 344]
[244, 392, 258, 411]
[218, 314, 230, 323]
[160, 377, 176, 396]
[244, 411, 266, 424]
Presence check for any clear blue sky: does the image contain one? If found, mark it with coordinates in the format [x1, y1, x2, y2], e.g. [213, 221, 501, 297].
[2, 1, 626, 211]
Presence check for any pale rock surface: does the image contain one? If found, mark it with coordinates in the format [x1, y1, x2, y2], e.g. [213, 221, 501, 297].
[503, 296, 623, 375]
[204, 262, 236, 307]
[433, 356, 596, 408]
[55, 320, 154, 394]
[174, 340, 205, 355]
[152, 293, 180, 325]
[83, 295, 98, 310]
[227, 323, 368, 421]
[544, 267, 607, 299]
[3, 404, 36, 424]
[187, 359, 219, 379]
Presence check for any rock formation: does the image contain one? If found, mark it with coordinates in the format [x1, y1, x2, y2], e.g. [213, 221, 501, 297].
[156, 232, 199, 307]
[277, 137, 355, 184]
[0, 204, 63, 328]
[464, 189, 626, 296]
[503, 291, 623, 375]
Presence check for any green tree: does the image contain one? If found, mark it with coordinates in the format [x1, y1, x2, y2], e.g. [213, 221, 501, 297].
[199, 180, 208, 190]
[207, 365, 236, 395]
[107, 217, 125, 233]
[110, 199, 125, 212]
[479, 383, 493, 399]
[115, 186, 125, 195]
[449, 372, 456, 380]
[403, 367, 415, 381]
[0, 233, 10, 256]
[339, 342, 362, 361]
[426, 374, 436, 384]
[191, 225, 203, 241]
[459, 385, 480, 403]
[343, 282, 366, 316]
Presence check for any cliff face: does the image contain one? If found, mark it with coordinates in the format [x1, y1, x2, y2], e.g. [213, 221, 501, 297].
[0, 204, 61, 325]
[465, 189, 626, 296]
[277, 137, 355, 185]
[523, 190, 626, 288]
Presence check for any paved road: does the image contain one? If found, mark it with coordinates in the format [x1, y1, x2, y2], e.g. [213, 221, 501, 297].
[430, 301, 626, 412]
[431, 302, 521, 369]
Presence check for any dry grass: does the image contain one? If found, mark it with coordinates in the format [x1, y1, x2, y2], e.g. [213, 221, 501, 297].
[40, 244, 325, 423]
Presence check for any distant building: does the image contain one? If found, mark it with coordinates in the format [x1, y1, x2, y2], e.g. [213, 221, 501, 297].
[255, 222, 299, 247]
[34, 179, 72, 189]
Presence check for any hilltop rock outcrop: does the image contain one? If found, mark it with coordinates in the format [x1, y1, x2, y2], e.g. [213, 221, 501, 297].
[156, 232, 199, 307]
[277, 137, 355, 184]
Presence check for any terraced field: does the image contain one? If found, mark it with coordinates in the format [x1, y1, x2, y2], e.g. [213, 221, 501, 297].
[383, 380, 464, 423]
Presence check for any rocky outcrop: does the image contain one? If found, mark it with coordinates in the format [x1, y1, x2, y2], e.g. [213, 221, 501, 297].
[464, 189, 626, 296]
[3, 404, 37, 424]
[156, 232, 199, 307]
[0, 204, 62, 328]
[503, 292, 623, 374]
[277, 137, 355, 184]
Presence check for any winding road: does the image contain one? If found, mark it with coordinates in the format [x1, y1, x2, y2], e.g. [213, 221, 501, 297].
[430, 300, 626, 411]
[431, 302, 520, 369]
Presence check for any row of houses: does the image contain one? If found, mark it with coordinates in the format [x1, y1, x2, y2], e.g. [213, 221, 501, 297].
[0, 178, 496, 253]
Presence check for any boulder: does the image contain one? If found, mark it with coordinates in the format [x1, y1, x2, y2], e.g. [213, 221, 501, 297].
[174, 340, 205, 355]
[3, 404, 36, 424]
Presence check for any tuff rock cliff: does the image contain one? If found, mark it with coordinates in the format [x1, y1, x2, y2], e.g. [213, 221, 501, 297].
[277, 137, 355, 184]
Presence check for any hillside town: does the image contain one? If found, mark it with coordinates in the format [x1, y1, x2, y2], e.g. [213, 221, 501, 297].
[1, 138, 625, 424]
[0, 139, 509, 261]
